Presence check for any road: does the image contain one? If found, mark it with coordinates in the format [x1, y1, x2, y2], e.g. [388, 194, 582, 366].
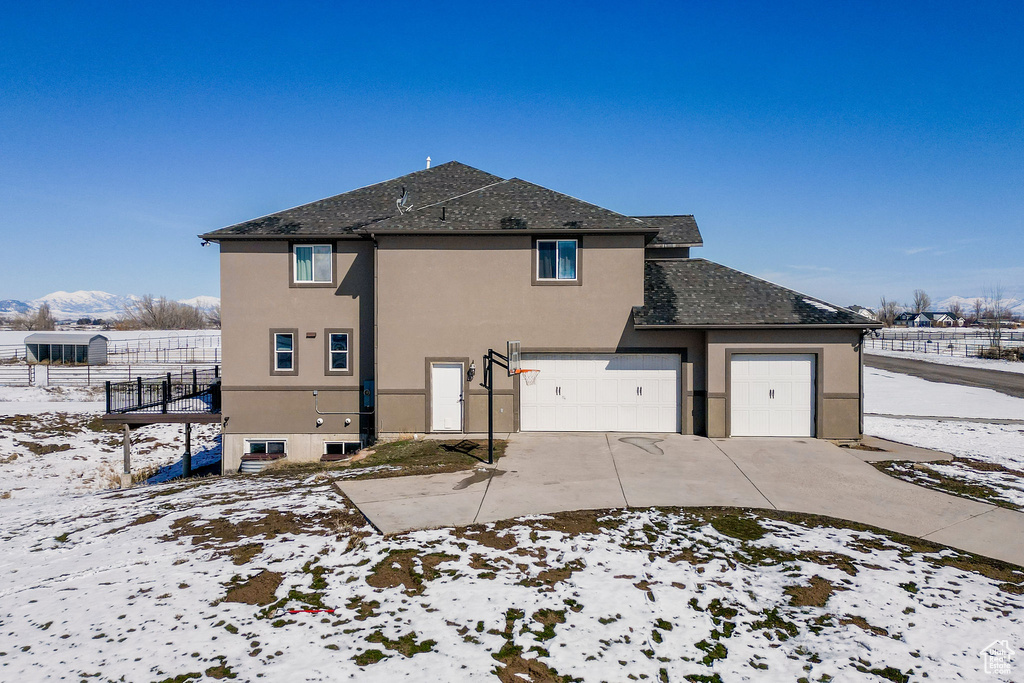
[865, 354, 1024, 399]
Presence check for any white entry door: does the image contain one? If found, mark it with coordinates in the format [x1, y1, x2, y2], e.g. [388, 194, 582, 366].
[431, 363, 464, 431]
[730, 354, 815, 437]
[520, 354, 680, 432]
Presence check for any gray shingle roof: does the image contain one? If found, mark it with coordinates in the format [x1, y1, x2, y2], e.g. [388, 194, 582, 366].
[369, 178, 650, 232]
[202, 161, 504, 238]
[202, 161, 659, 238]
[633, 215, 703, 246]
[634, 259, 880, 327]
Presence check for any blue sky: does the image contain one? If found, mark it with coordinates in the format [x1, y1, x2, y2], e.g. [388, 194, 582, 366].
[1, 1, 1021, 307]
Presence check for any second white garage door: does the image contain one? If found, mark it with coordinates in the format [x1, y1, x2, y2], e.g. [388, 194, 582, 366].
[730, 354, 815, 437]
[519, 353, 680, 432]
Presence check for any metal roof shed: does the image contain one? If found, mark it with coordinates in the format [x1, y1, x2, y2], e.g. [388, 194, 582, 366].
[24, 333, 109, 365]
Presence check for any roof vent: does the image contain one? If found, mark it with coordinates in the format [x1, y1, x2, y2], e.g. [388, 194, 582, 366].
[426, 156, 431, 169]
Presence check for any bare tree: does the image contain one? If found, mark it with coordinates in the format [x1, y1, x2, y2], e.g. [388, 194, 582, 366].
[11, 304, 56, 331]
[205, 304, 221, 329]
[983, 283, 1007, 354]
[117, 295, 209, 330]
[877, 296, 901, 327]
[912, 289, 931, 314]
[971, 298, 984, 326]
[947, 300, 965, 325]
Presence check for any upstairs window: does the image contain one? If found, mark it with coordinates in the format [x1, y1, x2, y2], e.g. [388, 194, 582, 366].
[274, 332, 294, 370]
[537, 239, 577, 280]
[294, 244, 332, 283]
[329, 332, 348, 371]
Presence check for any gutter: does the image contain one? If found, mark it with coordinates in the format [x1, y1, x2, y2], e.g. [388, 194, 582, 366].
[633, 323, 885, 330]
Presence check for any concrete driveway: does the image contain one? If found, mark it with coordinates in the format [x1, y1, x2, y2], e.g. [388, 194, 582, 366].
[337, 433, 1024, 566]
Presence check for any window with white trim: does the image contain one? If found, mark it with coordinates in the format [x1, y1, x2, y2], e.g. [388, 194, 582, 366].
[328, 332, 349, 371]
[245, 439, 286, 455]
[274, 332, 294, 370]
[293, 244, 332, 283]
[537, 239, 577, 280]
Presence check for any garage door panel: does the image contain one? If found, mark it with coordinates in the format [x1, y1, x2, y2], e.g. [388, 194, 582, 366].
[730, 354, 815, 437]
[521, 353, 679, 432]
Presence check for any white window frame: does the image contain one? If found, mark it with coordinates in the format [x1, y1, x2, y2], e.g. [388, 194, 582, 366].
[274, 332, 294, 371]
[244, 439, 287, 456]
[328, 332, 349, 372]
[536, 239, 578, 281]
[293, 244, 332, 284]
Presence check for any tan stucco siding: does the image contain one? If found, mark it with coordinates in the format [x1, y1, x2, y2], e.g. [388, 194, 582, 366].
[219, 239, 373, 471]
[375, 233, 645, 391]
[704, 328, 863, 439]
[219, 239, 373, 390]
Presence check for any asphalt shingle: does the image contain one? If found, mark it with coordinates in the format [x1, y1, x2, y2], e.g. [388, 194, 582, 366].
[634, 259, 879, 327]
[633, 215, 703, 246]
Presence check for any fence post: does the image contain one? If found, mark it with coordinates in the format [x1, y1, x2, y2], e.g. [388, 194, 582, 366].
[105, 381, 111, 414]
[137, 376, 143, 409]
[193, 368, 198, 394]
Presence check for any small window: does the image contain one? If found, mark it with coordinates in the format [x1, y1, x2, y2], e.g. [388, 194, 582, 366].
[329, 333, 348, 371]
[537, 239, 577, 280]
[324, 441, 362, 456]
[274, 333, 294, 370]
[294, 244, 332, 283]
[246, 440, 286, 455]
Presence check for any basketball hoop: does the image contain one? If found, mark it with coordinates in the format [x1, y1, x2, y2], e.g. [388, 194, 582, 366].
[514, 369, 540, 385]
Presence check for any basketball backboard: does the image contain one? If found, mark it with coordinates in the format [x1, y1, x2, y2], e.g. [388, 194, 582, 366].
[506, 340, 521, 376]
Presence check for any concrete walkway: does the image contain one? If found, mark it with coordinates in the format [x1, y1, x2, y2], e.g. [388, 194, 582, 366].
[337, 433, 1024, 566]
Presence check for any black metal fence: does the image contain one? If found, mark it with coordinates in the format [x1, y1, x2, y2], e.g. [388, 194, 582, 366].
[106, 366, 221, 414]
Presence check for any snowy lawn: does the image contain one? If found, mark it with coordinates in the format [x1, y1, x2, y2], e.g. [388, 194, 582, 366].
[0, 390, 220, 500]
[0, 470, 1020, 682]
[864, 368, 1024, 511]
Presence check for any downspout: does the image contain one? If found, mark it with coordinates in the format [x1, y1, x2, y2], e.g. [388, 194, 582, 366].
[372, 232, 379, 440]
[858, 329, 867, 439]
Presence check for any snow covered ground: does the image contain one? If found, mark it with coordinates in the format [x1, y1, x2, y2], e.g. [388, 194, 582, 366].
[866, 345, 1024, 374]
[0, 475, 1019, 682]
[0, 385, 219, 500]
[864, 368, 1024, 510]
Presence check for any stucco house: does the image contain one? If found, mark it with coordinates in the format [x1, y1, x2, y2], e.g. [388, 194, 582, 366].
[200, 162, 879, 472]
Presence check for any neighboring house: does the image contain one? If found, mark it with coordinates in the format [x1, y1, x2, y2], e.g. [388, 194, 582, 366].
[24, 332, 108, 365]
[894, 312, 965, 328]
[200, 162, 880, 472]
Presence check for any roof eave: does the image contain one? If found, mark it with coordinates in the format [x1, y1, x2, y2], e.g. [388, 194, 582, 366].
[633, 322, 884, 330]
[647, 242, 703, 248]
[198, 232, 367, 242]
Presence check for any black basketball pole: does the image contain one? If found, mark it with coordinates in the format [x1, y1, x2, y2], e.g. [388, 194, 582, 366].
[482, 348, 510, 466]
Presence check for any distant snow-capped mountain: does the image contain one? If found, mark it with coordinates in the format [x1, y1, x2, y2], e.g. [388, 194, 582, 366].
[178, 295, 219, 310]
[936, 295, 1024, 317]
[0, 299, 31, 315]
[0, 291, 220, 320]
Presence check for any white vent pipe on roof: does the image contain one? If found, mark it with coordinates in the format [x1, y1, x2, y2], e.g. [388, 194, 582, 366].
[426, 156, 431, 169]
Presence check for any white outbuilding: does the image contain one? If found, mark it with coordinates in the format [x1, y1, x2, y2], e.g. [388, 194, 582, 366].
[24, 333, 108, 365]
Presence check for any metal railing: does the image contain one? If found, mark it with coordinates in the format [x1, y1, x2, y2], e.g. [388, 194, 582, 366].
[865, 337, 1024, 360]
[105, 366, 221, 415]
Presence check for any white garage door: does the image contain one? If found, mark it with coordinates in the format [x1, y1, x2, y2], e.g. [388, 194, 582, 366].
[519, 353, 680, 432]
[730, 354, 815, 437]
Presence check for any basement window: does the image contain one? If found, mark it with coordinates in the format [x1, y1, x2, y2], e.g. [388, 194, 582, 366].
[245, 440, 286, 456]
